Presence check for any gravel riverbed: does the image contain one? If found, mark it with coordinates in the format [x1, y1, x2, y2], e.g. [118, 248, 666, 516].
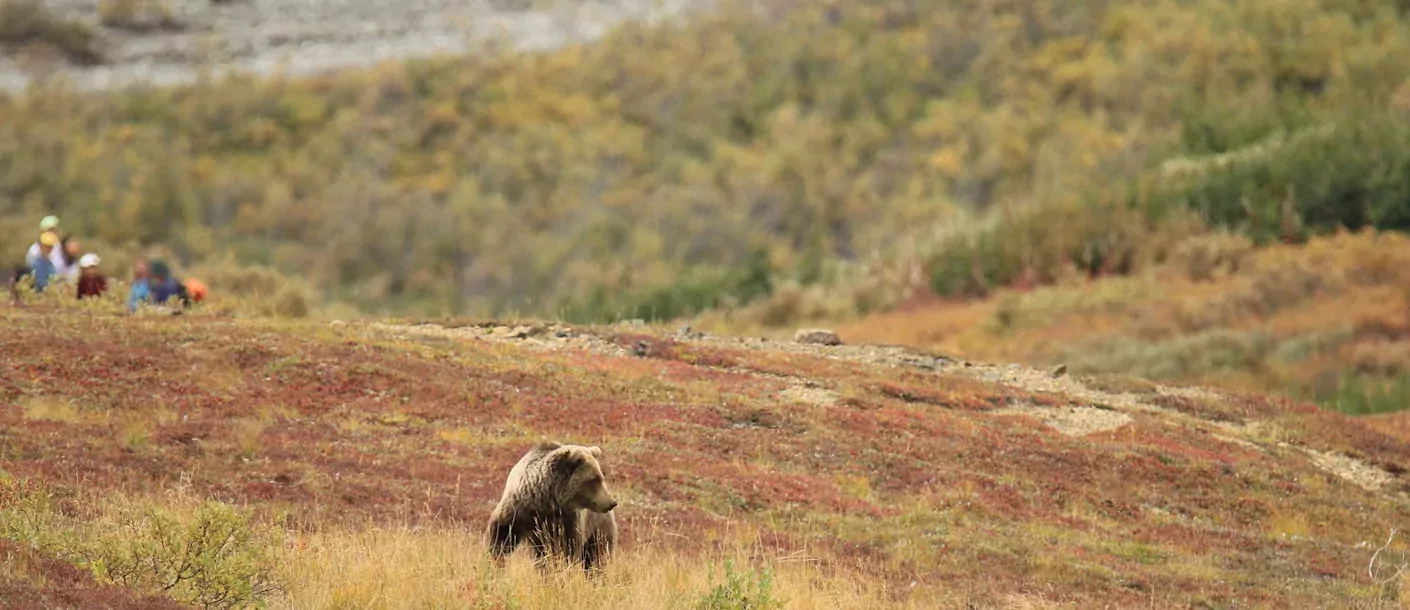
[2, 0, 701, 92]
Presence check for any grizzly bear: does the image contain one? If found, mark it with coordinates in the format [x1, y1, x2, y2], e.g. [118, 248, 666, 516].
[485, 441, 619, 572]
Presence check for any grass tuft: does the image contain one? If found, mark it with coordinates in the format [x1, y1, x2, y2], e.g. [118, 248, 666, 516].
[19, 396, 85, 423]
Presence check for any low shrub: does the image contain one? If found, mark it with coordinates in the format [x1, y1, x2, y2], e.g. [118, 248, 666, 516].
[1142, 109, 1410, 243]
[556, 248, 775, 324]
[1169, 231, 1256, 282]
[0, 0, 105, 65]
[97, 0, 181, 32]
[0, 477, 281, 609]
[1061, 329, 1276, 381]
[927, 197, 1201, 298]
[1317, 374, 1410, 416]
[87, 501, 280, 608]
[187, 256, 320, 318]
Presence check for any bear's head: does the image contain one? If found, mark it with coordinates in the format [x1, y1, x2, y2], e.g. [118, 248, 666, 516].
[551, 445, 618, 513]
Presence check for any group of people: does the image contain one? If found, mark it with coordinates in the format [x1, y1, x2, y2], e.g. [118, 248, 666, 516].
[127, 257, 208, 312]
[20, 216, 103, 298]
[11, 215, 208, 312]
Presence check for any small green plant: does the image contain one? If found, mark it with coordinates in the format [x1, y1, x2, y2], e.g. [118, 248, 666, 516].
[120, 417, 151, 452]
[696, 559, 784, 610]
[989, 295, 1020, 333]
[0, 473, 64, 549]
[233, 419, 265, 460]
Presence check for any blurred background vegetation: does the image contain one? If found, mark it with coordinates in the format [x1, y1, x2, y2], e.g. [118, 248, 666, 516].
[6, 0, 1410, 412]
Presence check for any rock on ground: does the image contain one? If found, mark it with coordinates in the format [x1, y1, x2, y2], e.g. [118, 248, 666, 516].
[794, 328, 842, 346]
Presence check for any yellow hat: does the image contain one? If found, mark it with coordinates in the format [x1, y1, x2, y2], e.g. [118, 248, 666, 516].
[39, 231, 58, 247]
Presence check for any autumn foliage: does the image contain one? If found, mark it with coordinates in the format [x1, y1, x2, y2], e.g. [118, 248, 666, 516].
[3, 0, 1409, 323]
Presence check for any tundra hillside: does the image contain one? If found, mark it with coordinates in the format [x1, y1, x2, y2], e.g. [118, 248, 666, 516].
[4, 0, 1410, 323]
[2, 301, 1410, 608]
[830, 230, 1410, 426]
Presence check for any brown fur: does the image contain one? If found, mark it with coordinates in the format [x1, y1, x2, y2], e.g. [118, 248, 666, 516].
[485, 441, 619, 572]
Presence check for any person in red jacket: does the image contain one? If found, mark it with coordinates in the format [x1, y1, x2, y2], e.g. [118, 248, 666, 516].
[76, 253, 108, 299]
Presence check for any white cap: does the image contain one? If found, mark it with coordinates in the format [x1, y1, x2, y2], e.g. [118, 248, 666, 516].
[79, 253, 101, 268]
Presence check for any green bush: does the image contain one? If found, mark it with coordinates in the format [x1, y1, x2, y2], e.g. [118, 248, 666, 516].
[1316, 374, 1410, 416]
[1143, 109, 1410, 242]
[926, 196, 1198, 298]
[696, 560, 784, 610]
[87, 501, 279, 609]
[937, 104, 1410, 300]
[0, 476, 280, 609]
[556, 247, 774, 323]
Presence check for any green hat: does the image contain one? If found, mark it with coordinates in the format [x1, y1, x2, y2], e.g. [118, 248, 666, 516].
[39, 215, 59, 231]
[149, 260, 171, 279]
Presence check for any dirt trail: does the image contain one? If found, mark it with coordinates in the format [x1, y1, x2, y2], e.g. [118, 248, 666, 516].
[1, 0, 701, 92]
[364, 319, 1404, 497]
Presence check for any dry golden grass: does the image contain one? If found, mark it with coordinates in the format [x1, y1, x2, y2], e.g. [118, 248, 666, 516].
[1, 479, 909, 609]
[1367, 412, 1410, 445]
[18, 395, 84, 423]
[275, 525, 905, 610]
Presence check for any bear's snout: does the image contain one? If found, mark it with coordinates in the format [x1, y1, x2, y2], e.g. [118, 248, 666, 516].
[589, 489, 618, 513]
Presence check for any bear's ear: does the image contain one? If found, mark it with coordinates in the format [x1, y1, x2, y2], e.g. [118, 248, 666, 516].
[587, 446, 602, 458]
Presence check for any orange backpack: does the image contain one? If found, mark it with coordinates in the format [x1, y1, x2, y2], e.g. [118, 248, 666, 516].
[184, 278, 208, 302]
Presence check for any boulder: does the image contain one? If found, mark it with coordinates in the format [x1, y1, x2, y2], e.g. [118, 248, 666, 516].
[794, 328, 842, 346]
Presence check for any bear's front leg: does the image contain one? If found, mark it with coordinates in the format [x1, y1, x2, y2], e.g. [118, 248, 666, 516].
[581, 529, 612, 574]
[524, 513, 578, 573]
[486, 515, 524, 566]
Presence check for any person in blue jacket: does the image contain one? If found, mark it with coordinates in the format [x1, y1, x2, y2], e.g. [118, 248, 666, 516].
[127, 257, 151, 312]
[28, 232, 58, 293]
[146, 260, 190, 310]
